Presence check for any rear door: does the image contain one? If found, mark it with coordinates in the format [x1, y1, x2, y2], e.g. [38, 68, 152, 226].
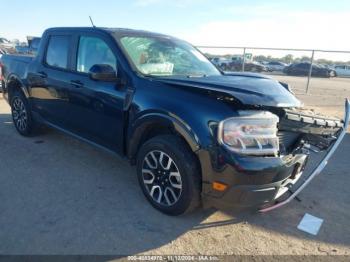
[30, 33, 77, 129]
[63, 33, 127, 153]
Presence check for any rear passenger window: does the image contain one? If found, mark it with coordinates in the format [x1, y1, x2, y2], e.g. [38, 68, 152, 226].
[46, 35, 70, 69]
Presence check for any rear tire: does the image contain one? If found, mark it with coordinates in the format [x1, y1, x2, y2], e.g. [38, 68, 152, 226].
[136, 135, 201, 216]
[10, 90, 35, 136]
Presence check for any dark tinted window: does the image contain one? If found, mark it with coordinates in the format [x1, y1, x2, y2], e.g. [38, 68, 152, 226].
[46, 35, 70, 69]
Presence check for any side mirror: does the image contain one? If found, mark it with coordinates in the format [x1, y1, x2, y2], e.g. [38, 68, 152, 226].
[89, 64, 118, 82]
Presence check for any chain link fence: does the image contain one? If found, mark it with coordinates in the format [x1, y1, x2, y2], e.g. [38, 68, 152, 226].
[197, 46, 350, 94]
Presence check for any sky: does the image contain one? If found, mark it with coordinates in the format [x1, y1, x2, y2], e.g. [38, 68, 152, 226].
[2, 0, 350, 60]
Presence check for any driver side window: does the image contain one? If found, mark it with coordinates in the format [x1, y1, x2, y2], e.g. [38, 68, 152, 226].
[77, 36, 117, 73]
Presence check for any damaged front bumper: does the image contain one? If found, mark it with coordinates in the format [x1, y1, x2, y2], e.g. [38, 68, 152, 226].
[200, 99, 349, 211]
[260, 99, 350, 212]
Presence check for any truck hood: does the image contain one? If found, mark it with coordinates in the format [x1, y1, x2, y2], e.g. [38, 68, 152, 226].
[156, 73, 301, 108]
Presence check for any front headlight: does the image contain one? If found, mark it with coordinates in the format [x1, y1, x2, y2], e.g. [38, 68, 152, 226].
[218, 111, 279, 155]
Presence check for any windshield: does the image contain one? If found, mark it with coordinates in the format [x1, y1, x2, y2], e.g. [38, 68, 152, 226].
[118, 35, 221, 77]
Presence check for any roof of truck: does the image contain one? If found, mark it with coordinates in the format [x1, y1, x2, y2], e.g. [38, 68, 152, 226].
[45, 27, 173, 39]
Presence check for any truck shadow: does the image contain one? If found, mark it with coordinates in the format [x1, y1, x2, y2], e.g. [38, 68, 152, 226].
[0, 111, 349, 255]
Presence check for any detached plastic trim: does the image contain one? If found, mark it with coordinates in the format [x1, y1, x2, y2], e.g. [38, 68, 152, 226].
[260, 98, 350, 213]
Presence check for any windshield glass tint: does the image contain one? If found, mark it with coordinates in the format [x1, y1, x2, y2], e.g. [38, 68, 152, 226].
[119, 36, 220, 77]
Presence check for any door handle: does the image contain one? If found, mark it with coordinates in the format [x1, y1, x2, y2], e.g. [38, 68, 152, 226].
[70, 80, 84, 88]
[37, 71, 47, 78]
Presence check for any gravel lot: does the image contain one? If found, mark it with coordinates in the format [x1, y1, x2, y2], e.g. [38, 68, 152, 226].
[0, 75, 349, 257]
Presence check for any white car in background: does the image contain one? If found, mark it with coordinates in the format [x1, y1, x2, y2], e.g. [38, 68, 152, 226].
[334, 65, 350, 77]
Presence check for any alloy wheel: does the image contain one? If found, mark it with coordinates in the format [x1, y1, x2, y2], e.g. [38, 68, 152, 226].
[12, 97, 28, 131]
[141, 150, 182, 206]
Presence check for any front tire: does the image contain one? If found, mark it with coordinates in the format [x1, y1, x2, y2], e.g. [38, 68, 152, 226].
[10, 90, 35, 136]
[136, 135, 201, 216]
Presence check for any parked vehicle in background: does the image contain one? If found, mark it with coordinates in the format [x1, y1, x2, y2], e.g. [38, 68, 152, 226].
[0, 48, 6, 57]
[220, 56, 267, 72]
[0, 48, 6, 92]
[0, 27, 348, 216]
[283, 62, 336, 77]
[0, 37, 16, 53]
[15, 37, 41, 55]
[0, 37, 14, 49]
[334, 65, 350, 77]
[321, 64, 335, 70]
[266, 61, 287, 72]
[211, 57, 230, 68]
[229, 59, 267, 72]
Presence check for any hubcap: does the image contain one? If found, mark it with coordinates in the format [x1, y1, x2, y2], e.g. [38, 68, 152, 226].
[12, 97, 27, 131]
[142, 150, 182, 206]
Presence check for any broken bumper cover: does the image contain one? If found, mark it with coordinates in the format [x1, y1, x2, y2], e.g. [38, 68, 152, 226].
[200, 99, 349, 211]
[202, 154, 309, 210]
[260, 99, 350, 212]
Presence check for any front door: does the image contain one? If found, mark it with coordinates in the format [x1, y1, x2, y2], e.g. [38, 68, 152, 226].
[64, 34, 127, 153]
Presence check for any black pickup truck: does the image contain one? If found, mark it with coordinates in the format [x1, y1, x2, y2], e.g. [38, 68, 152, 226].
[0, 27, 349, 215]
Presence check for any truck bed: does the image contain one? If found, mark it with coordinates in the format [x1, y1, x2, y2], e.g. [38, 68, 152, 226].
[0, 54, 33, 85]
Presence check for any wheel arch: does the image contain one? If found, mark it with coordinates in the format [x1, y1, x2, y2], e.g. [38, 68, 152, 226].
[127, 112, 201, 164]
[6, 74, 29, 102]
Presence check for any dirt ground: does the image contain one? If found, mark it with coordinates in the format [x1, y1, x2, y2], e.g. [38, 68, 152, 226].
[0, 75, 349, 257]
[271, 74, 350, 119]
